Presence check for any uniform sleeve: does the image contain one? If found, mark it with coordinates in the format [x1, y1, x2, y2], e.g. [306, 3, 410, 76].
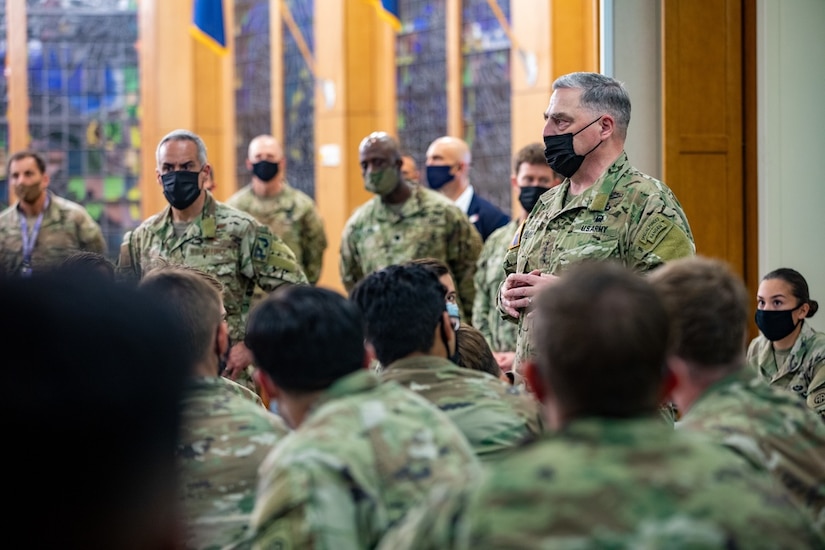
[376, 485, 472, 550]
[300, 207, 327, 285]
[114, 229, 140, 284]
[806, 361, 825, 416]
[78, 211, 107, 254]
[628, 197, 695, 272]
[472, 243, 495, 343]
[249, 223, 308, 292]
[249, 465, 314, 550]
[251, 461, 370, 550]
[447, 210, 483, 321]
[339, 221, 363, 293]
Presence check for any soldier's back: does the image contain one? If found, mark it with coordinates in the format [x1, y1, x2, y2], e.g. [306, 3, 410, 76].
[677, 370, 825, 531]
[178, 376, 288, 550]
[381, 355, 543, 461]
[382, 415, 823, 549]
[249, 370, 480, 549]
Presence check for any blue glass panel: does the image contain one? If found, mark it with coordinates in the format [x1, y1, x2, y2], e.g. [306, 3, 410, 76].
[25, 0, 141, 257]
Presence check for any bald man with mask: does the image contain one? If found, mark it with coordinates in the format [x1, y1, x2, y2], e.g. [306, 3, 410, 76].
[227, 134, 327, 285]
[425, 136, 509, 241]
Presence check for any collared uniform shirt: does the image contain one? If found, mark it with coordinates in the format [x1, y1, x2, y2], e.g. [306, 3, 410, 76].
[0, 191, 106, 276]
[473, 219, 520, 352]
[748, 321, 825, 418]
[116, 192, 308, 387]
[340, 185, 482, 320]
[227, 182, 327, 284]
[501, 152, 695, 371]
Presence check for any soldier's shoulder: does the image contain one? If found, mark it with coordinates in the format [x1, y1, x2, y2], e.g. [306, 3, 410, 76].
[345, 197, 380, 227]
[216, 201, 260, 227]
[52, 194, 95, 217]
[0, 204, 16, 223]
[225, 184, 252, 205]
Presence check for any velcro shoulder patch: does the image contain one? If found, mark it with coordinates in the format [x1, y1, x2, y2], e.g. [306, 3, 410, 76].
[639, 213, 673, 249]
[509, 220, 526, 250]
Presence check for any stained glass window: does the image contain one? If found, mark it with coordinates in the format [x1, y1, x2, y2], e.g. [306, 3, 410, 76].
[282, 0, 315, 198]
[0, 1, 8, 208]
[24, 0, 141, 257]
[462, 0, 511, 211]
[234, 0, 271, 191]
[397, 0, 447, 172]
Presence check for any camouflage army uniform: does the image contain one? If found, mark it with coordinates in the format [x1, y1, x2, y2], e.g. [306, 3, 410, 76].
[116, 192, 308, 388]
[0, 191, 106, 277]
[247, 369, 481, 549]
[501, 152, 695, 370]
[380, 355, 543, 460]
[748, 321, 825, 417]
[676, 369, 825, 532]
[178, 376, 289, 550]
[378, 416, 825, 549]
[340, 185, 482, 320]
[227, 182, 327, 284]
[473, 219, 520, 352]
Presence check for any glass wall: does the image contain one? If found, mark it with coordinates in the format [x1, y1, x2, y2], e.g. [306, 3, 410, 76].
[23, 0, 142, 256]
[462, 0, 511, 210]
[282, 0, 315, 197]
[396, 0, 448, 179]
[234, 0, 271, 192]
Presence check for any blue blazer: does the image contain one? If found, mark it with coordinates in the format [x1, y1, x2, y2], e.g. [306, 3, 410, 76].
[468, 191, 510, 241]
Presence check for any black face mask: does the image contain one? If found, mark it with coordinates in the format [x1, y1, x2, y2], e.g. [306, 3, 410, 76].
[252, 160, 280, 182]
[162, 170, 202, 210]
[518, 186, 552, 214]
[543, 116, 603, 178]
[755, 305, 803, 342]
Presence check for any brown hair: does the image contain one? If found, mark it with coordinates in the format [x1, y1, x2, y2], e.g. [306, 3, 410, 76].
[648, 256, 749, 367]
[455, 324, 501, 378]
[762, 267, 819, 318]
[533, 260, 669, 417]
[7, 150, 47, 176]
[512, 143, 548, 175]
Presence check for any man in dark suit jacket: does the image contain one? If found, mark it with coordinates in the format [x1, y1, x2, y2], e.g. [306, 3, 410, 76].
[425, 136, 509, 241]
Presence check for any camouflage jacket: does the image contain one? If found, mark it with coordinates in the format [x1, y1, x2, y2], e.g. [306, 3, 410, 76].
[378, 416, 824, 549]
[472, 219, 520, 352]
[115, 192, 307, 342]
[0, 191, 106, 277]
[676, 369, 825, 532]
[227, 182, 327, 284]
[748, 321, 825, 417]
[501, 152, 695, 370]
[178, 376, 289, 550]
[339, 185, 482, 320]
[380, 355, 544, 461]
[247, 370, 480, 550]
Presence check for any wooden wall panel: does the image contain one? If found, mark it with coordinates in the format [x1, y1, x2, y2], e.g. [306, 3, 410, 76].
[663, 0, 744, 273]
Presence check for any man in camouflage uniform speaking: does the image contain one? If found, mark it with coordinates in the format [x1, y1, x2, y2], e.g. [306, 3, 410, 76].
[499, 72, 695, 374]
[340, 131, 482, 320]
[116, 129, 307, 390]
[0, 150, 106, 277]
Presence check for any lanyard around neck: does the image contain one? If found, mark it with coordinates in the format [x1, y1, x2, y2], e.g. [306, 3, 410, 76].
[19, 194, 51, 269]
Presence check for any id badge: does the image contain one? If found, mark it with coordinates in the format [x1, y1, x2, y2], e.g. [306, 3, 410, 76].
[20, 264, 33, 277]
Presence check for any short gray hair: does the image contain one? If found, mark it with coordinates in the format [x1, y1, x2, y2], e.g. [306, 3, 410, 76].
[156, 129, 208, 167]
[553, 72, 631, 138]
